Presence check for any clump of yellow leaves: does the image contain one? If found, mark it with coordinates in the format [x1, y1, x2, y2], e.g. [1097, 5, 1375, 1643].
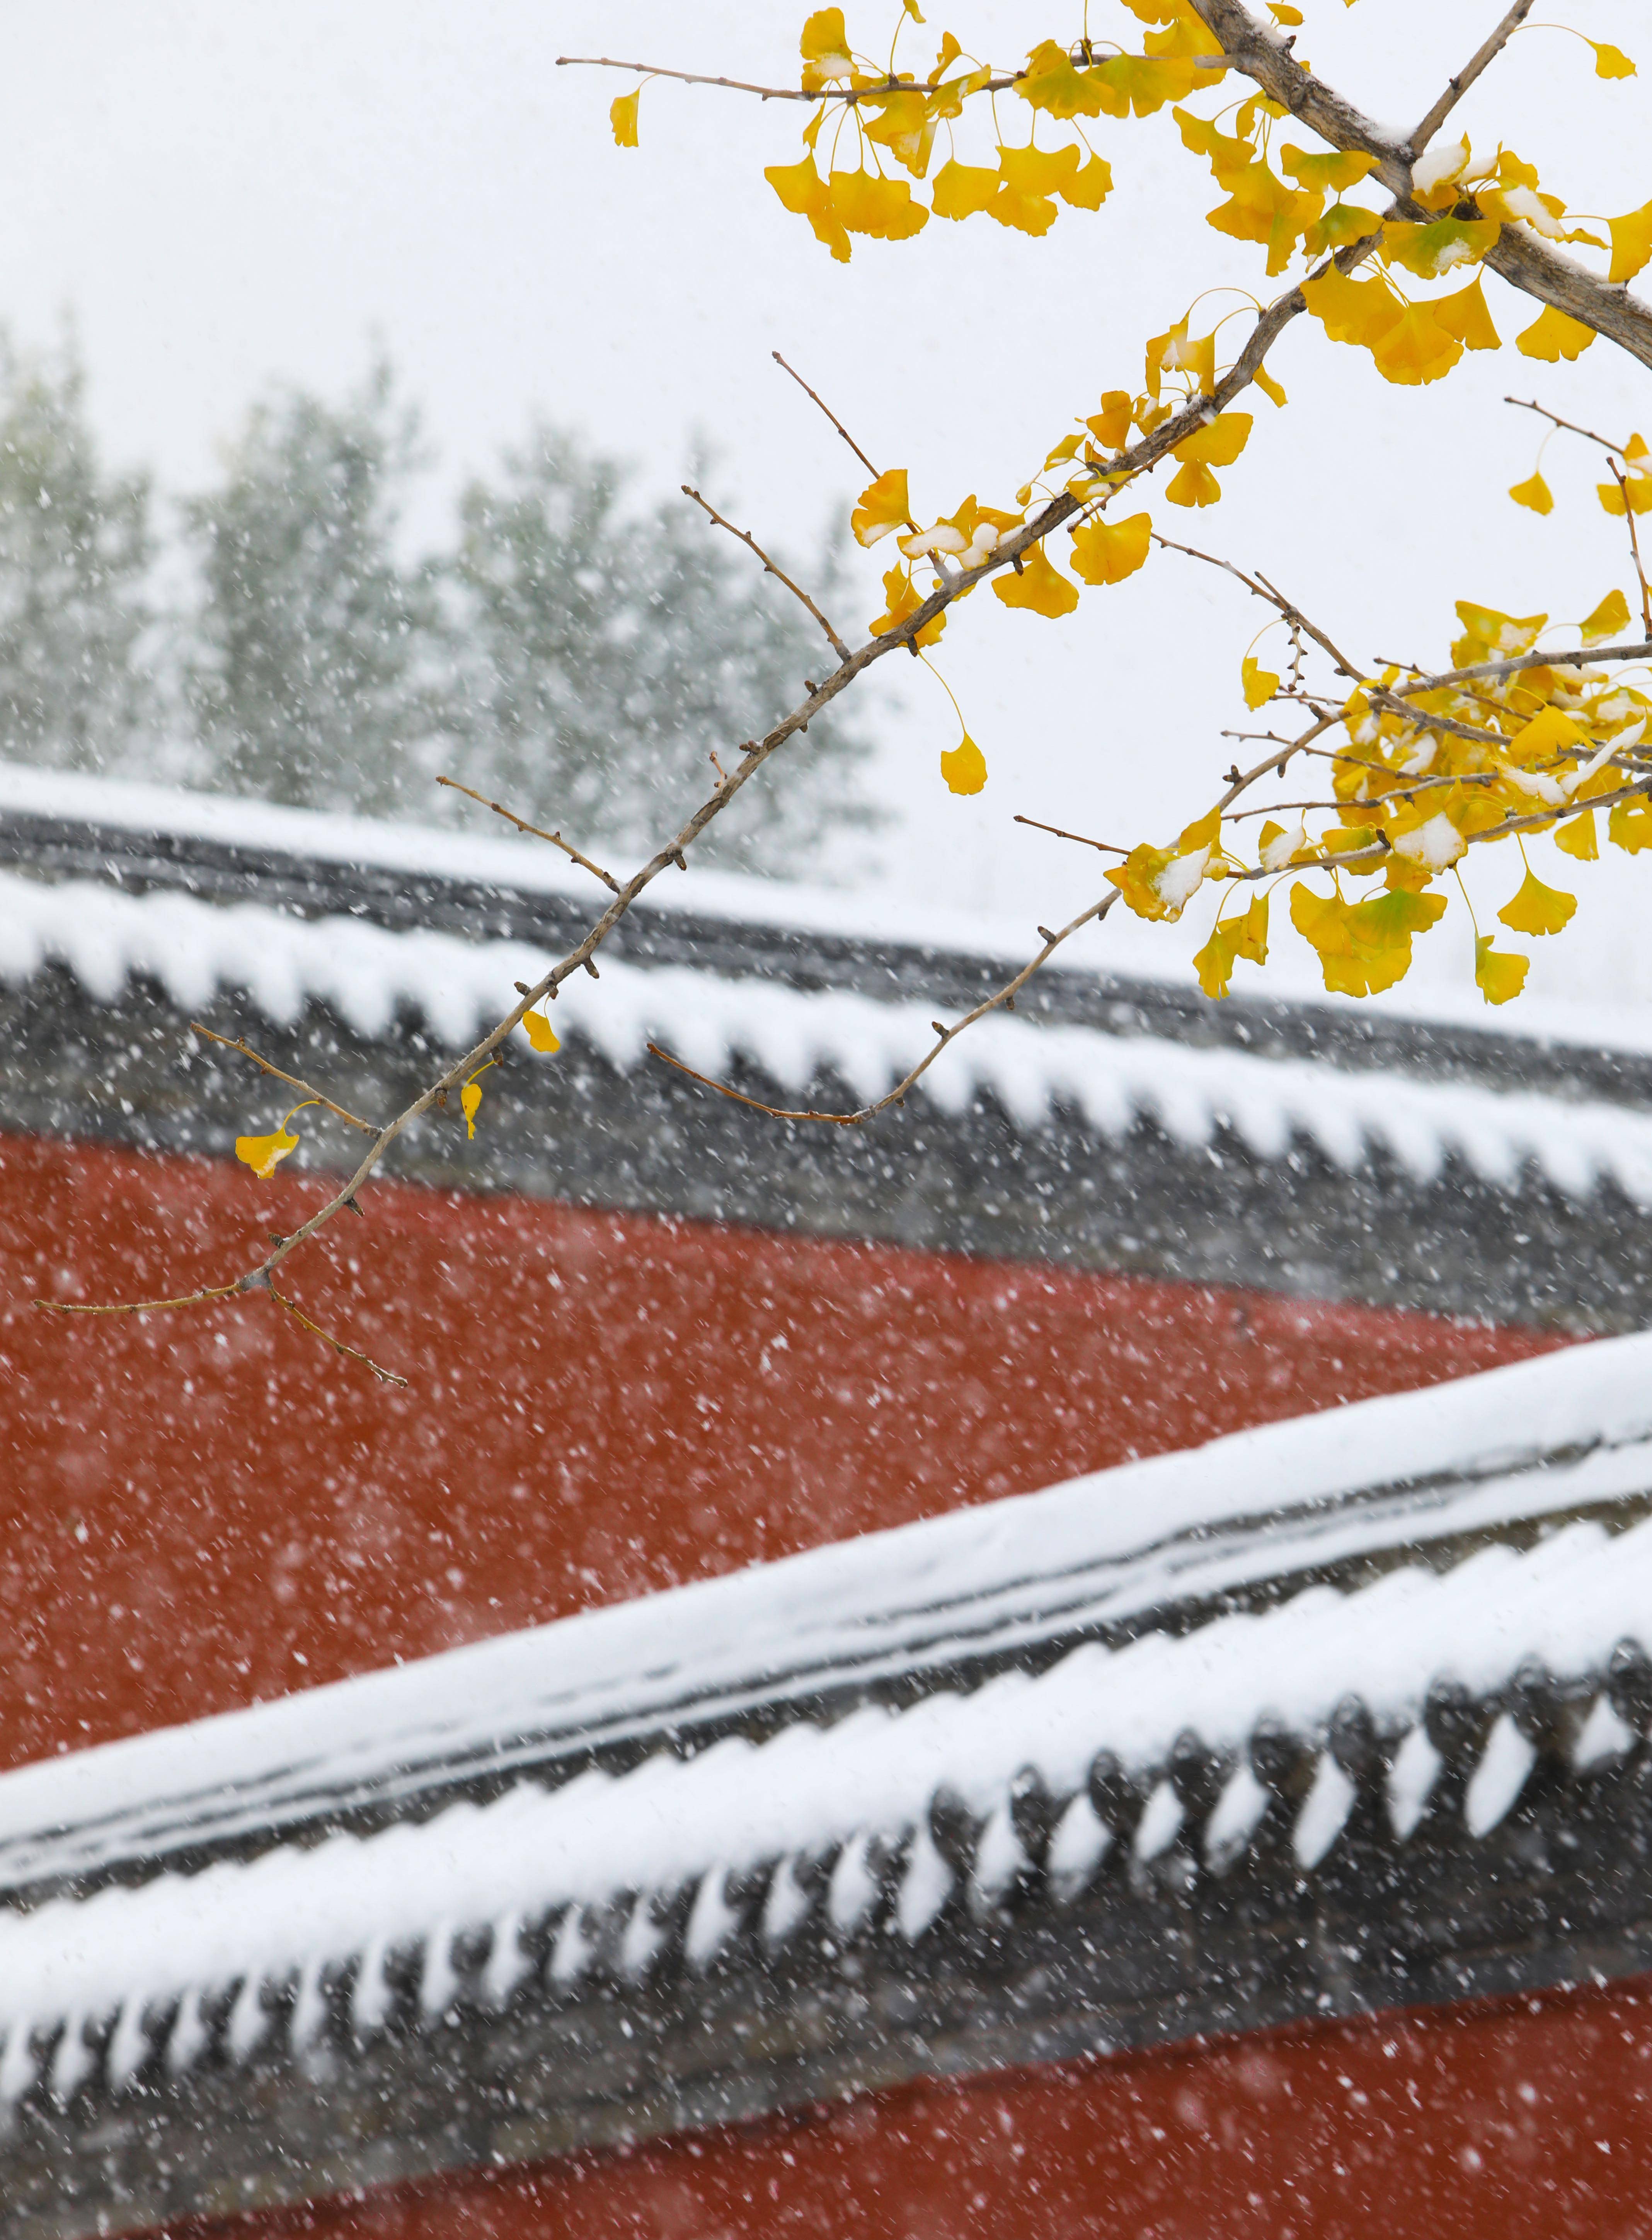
[1108, 807, 1227, 923]
[743, 7, 1224, 265]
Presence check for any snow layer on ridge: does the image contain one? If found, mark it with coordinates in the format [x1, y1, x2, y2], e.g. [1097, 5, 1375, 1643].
[0, 1504, 1648, 2094]
[5, 868, 1652, 1207]
[0, 1332, 1649, 1892]
[10, 759, 1652, 1056]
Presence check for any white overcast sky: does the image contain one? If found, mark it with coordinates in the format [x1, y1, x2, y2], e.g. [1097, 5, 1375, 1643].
[4, 1, 1652, 1007]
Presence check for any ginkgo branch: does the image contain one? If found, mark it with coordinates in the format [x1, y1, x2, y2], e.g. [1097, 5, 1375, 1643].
[435, 776, 622, 893]
[1012, 814, 1129, 856]
[772, 351, 882, 481]
[1408, 0, 1536, 157]
[555, 55, 1022, 105]
[648, 890, 1121, 1130]
[1393, 642, 1652, 696]
[1152, 533, 1366, 684]
[1609, 462, 1652, 637]
[682, 484, 852, 662]
[268, 1286, 409, 1388]
[42, 1282, 243, 1318]
[646, 1044, 862, 1126]
[189, 1024, 377, 1135]
[1505, 397, 1624, 455]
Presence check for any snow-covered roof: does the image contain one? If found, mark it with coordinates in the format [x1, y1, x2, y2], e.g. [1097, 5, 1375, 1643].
[7, 765, 1652, 1218]
[4, 1334, 1652, 2145]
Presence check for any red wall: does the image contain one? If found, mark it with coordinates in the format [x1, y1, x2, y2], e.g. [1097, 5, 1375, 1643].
[0, 1130, 1559, 1771]
[181, 1973, 1652, 2240]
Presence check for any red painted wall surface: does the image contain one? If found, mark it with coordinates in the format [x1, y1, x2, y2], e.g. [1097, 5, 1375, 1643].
[0, 1129, 1558, 1769]
[183, 1974, 1652, 2240]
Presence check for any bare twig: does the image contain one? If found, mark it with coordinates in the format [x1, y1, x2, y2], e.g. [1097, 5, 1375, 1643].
[1013, 814, 1128, 855]
[436, 776, 622, 893]
[269, 1286, 409, 1388]
[652, 891, 1119, 1131]
[38, 1282, 243, 1318]
[647, 1043, 860, 1125]
[1609, 462, 1652, 637]
[556, 55, 1020, 104]
[1218, 711, 1343, 806]
[1408, 0, 1535, 156]
[683, 484, 851, 661]
[1505, 396, 1624, 455]
[1151, 533, 1367, 684]
[189, 1024, 376, 1135]
[773, 352, 881, 480]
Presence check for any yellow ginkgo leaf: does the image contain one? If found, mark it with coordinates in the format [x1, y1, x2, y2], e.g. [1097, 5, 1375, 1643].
[461, 1080, 484, 1140]
[764, 155, 851, 261]
[1253, 366, 1288, 408]
[1017, 38, 1119, 119]
[1192, 923, 1236, 998]
[1144, 320, 1215, 400]
[800, 6, 854, 90]
[1431, 276, 1500, 352]
[1165, 459, 1222, 507]
[1598, 440, 1652, 514]
[870, 561, 946, 648]
[1279, 145, 1373, 193]
[610, 92, 640, 147]
[1504, 705, 1584, 763]
[990, 143, 1080, 236]
[1242, 655, 1281, 709]
[1370, 302, 1462, 385]
[235, 1123, 301, 1179]
[1555, 809, 1598, 860]
[862, 89, 938, 179]
[1590, 41, 1636, 79]
[1497, 870, 1576, 936]
[852, 468, 912, 546]
[991, 544, 1079, 617]
[1516, 303, 1597, 363]
[940, 735, 988, 794]
[1172, 411, 1252, 468]
[1306, 202, 1384, 259]
[1475, 935, 1529, 1006]
[1291, 884, 1446, 998]
[1094, 52, 1200, 117]
[1452, 601, 1548, 665]
[829, 169, 928, 242]
[522, 1009, 562, 1053]
[1382, 216, 1499, 278]
[1230, 891, 1269, 965]
[1085, 391, 1134, 450]
[1062, 155, 1114, 210]
[1267, 1, 1304, 21]
[1301, 263, 1402, 351]
[1580, 588, 1632, 643]
[1609, 797, 1652, 852]
[1508, 472, 1553, 515]
[1609, 199, 1652, 284]
[1069, 510, 1151, 585]
[930, 157, 1001, 221]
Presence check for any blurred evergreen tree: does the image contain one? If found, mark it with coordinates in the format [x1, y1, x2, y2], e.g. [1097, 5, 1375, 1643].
[445, 428, 882, 876]
[182, 364, 440, 816]
[0, 331, 154, 775]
